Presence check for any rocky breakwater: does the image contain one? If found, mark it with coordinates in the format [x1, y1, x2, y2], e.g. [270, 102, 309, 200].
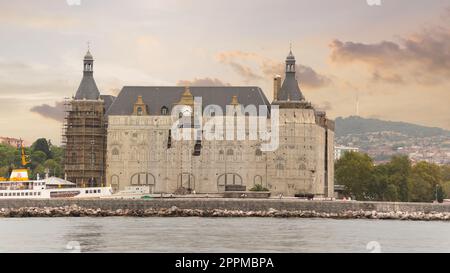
[1, 205, 450, 221]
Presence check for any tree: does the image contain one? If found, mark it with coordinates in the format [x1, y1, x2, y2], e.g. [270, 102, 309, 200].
[32, 164, 46, 180]
[371, 164, 398, 201]
[335, 151, 374, 200]
[30, 151, 47, 167]
[441, 165, 450, 182]
[50, 146, 65, 164]
[0, 139, 65, 180]
[385, 155, 412, 202]
[32, 138, 51, 159]
[410, 162, 443, 202]
[0, 166, 9, 178]
[0, 144, 16, 167]
[43, 159, 62, 177]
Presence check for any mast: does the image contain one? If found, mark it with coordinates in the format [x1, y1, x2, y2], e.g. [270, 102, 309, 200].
[19, 139, 29, 167]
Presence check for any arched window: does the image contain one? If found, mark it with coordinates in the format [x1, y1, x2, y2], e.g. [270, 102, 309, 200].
[276, 164, 285, 177]
[112, 148, 120, 161]
[161, 106, 169, 115]
[227, 149, 234, 156]
[217, 173, 243, 192]
[178, 173, 195, 190]
[111, 175, 120, 192]
[218, 150, 224, 161]
[130, 173, 156, 187]
[254, 175, 263, 186]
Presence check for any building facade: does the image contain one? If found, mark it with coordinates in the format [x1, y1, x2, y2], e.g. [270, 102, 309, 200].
[105, 50, 335, 197]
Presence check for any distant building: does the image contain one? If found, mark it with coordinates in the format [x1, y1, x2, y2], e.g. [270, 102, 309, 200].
[0, 137, 25, 147]
[334, 146, 359, 160]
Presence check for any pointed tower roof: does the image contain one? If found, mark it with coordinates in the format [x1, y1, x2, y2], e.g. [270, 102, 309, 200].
[84, 50, 93, 60]
[276, 49, 305, 102]
[75, 50, 100, 100]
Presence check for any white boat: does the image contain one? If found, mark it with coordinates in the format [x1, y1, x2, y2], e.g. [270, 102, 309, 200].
[0, 169, 112, 199]
[0, 141, 112, 199]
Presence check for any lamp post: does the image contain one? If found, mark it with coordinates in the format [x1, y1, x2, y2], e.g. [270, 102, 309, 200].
[435, 184, 440, 203]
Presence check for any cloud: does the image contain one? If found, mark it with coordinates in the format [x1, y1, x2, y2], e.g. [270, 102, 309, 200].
[216, 51, 263, 82]
[0, 9, 80, 30]
[177, 77, 231, 86]
[371, 71, 404, 85]
[260, 58, 331, 89]
[216, 51, 331, 89]
[30, 101, 65, 123]
[329, 25, 450, 86]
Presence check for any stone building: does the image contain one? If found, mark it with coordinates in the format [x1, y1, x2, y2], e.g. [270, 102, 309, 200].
[105, 50, 335, 197]
[63, 51, 112, 187]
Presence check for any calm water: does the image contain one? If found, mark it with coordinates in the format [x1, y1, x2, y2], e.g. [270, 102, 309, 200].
[0, 217, 449, 253]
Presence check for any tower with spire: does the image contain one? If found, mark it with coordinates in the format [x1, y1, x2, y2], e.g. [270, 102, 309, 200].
[75, 50, 100, 100]
[269, 47, 335, 198]
[274, 48, 305, 102]
[63, 49, 107, 187]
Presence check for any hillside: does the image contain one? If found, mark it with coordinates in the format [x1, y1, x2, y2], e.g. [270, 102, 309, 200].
[335, 116, 450, 138]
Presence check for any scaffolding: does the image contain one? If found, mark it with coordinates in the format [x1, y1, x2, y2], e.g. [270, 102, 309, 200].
[62, 98, 107, 187]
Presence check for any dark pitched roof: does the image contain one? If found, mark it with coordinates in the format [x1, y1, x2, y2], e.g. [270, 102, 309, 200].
[100, 95, 116, 112]
[106, 86, 270, 116]
[75, 75, 100, 100]
[277, 73, 305, 101]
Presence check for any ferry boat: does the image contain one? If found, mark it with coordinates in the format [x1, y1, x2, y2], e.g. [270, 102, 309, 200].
[0, 141, 112, 199]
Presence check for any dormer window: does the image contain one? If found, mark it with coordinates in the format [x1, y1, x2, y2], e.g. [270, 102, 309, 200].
[161, 106, 169, 115]
[133, 96, 148, 116]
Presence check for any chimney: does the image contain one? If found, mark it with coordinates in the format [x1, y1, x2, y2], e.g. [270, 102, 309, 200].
[273, 75, 282, 101]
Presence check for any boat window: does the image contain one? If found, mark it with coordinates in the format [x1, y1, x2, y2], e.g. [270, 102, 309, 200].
[38, 192, 41, 196]
[98, 189, 101, 193]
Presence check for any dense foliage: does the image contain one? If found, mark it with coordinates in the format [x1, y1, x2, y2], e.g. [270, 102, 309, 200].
[336, 151, 449, 203]
[0, 138, 64, 179]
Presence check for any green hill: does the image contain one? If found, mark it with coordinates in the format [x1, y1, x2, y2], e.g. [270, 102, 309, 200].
[335, 116, 450, 138]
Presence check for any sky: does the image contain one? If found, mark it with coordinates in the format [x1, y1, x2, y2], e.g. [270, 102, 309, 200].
[0, 0, 449, 145]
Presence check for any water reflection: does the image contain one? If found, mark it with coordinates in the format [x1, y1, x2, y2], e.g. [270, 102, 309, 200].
[63, 221, 106, 253]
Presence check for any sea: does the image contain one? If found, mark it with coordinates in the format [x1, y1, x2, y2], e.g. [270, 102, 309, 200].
[0, 217, 449, 253]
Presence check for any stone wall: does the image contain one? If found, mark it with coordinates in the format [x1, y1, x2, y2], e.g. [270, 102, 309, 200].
[1, 199, 450, 213]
